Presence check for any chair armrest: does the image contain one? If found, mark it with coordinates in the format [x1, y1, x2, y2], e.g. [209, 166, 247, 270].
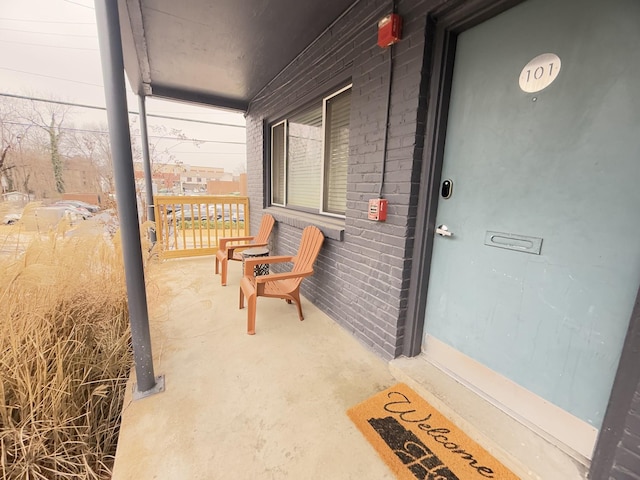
[255, 270, 313, 283]
[243, 256, 294, 276]
[219, 236, 254, 250]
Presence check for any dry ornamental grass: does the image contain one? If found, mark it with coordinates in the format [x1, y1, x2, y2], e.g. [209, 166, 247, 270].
[0, 220, 132, 479]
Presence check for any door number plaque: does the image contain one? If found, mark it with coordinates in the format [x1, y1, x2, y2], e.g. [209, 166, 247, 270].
[519, 53, 561, 93]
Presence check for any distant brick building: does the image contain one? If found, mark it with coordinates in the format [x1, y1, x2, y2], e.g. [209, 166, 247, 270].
[133, 162, 244, 195]
[2, 151, 102, 201]
[207, 173, 247, 195]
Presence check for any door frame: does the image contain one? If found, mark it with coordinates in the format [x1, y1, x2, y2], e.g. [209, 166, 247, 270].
[590, 289, 640, 477]
[402, 0, 640, 475]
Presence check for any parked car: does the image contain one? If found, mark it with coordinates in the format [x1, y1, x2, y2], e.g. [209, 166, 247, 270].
[231, 204, 245, 223]
[171, 204, 208, 223]
[2, 213, 21, 225]
[53, 200, 100, 214]
[35, 206, 91, 226]
[61, 205, 93, 220]
[164, 204, 181, 214]
[215, 204, 245, 222]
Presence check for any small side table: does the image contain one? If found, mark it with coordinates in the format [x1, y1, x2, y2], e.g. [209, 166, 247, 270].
[241, 247, 270, 276]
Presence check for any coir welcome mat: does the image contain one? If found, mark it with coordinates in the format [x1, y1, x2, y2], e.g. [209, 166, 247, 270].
[347, 383, 520, 480]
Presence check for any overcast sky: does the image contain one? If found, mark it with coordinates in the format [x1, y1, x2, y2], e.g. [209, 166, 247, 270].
[0, 0, 247, 172]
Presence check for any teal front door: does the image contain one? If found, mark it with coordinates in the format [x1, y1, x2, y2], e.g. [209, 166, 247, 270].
[423, 0, 640, 437]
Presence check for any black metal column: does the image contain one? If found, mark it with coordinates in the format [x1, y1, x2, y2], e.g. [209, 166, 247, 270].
[94, 0, 163, 398]
[138, 95, 157, 244]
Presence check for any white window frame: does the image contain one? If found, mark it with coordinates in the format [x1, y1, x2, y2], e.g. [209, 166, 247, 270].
[271, 84, 352, 218]
[270, 120, 287, 207]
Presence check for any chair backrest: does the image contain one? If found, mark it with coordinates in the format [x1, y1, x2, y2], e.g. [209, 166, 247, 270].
[253, 214, 275, 245]
[292, 226, 324, 274]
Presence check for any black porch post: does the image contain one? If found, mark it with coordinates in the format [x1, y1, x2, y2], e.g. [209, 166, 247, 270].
[94, 0, 163, 398]
[138, 95, 157, 244]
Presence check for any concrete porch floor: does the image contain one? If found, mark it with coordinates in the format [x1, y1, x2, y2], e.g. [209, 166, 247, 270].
[112, 256, 588, 480]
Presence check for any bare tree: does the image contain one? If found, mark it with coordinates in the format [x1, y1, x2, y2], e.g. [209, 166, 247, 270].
[0, 98, 34, 193]
[21, 98, 73, 194]
[130, 122, 201, 169]
[68, 121, 203, 195]
[66, 123, 115, 194]
[1, 95, 209, 200]
[128, 120, 203, 193]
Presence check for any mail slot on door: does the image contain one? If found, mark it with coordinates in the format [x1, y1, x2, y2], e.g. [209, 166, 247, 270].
[484, 231, 543, 255]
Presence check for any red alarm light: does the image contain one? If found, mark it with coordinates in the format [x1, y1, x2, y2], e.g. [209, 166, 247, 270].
[377, 13, 402, 48]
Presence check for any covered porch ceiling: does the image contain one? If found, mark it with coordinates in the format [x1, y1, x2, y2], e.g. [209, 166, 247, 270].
[118, 0, 359, 112]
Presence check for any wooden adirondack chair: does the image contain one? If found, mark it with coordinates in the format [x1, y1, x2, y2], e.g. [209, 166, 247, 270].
[215, 214, 275, 286]
[239, 225, 324, 334]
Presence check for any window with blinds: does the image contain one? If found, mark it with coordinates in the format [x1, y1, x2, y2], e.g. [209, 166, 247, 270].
[323, 88, 351, 215]
[270, 84, 351, 217]
[288, 106, 322, 210]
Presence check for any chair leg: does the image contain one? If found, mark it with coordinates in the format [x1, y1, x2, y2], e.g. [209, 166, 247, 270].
[220, 258, 228, 286]
[239, 286, 244, 309]
[247, 293, 257, 335]
[215, 256, 219, 274]
[291, 291, 304, 321]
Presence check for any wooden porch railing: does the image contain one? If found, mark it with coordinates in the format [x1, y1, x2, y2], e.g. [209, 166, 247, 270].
[154, 195, 250, 259]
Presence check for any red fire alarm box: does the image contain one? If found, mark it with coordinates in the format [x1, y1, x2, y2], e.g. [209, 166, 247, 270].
[368, 198, 388, 221]
[377, 13, 402, 48]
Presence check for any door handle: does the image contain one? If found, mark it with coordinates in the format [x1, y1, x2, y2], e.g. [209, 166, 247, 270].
[436, 225, 453, 237]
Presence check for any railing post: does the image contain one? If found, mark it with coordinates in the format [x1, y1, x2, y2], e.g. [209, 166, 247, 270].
[94, 0, 164, 399]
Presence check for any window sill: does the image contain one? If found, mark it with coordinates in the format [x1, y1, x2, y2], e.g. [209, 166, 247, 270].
[265, 207, 345, 241]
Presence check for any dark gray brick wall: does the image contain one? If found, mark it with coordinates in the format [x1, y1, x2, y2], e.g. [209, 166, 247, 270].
[245, 0, 443, 359]
[611, 392, 640, 480]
